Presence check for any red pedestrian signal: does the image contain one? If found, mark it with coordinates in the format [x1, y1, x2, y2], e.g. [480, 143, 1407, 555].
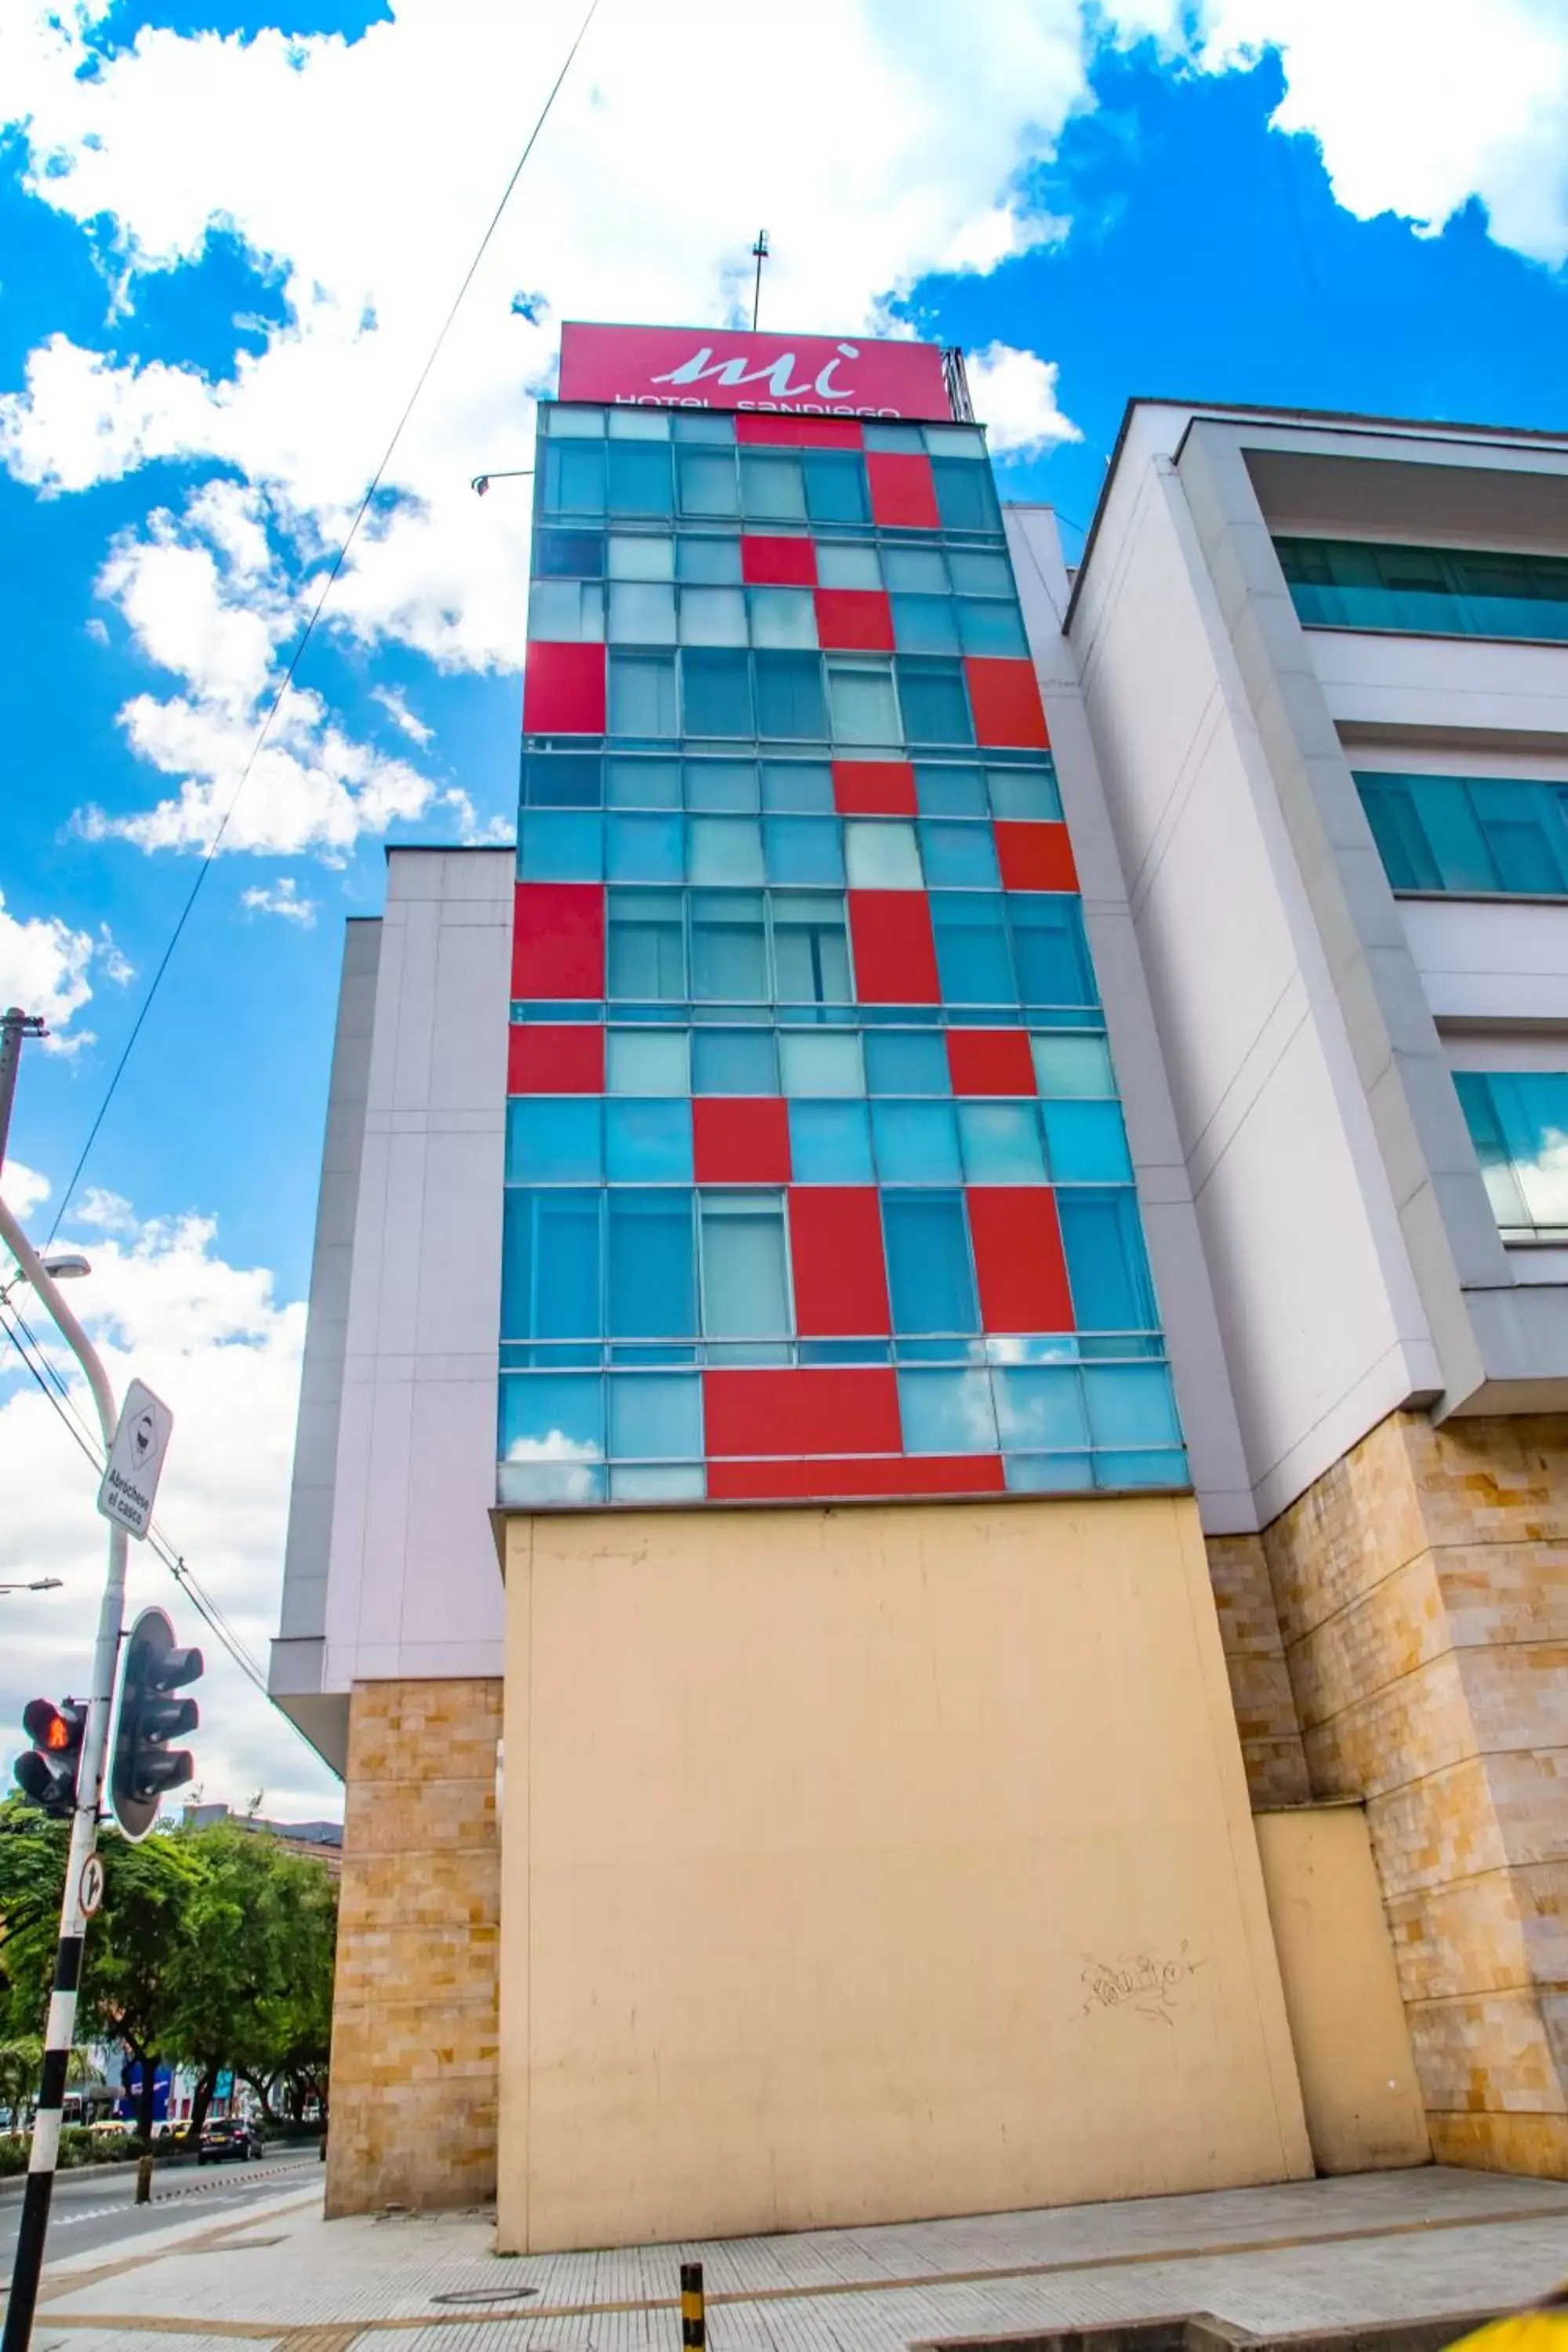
[15, 1698, 88, 1815]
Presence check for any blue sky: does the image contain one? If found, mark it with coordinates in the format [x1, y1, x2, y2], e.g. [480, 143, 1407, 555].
[2, 0, 1565, 1814]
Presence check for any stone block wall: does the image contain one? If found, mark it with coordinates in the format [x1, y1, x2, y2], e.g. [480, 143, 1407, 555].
[1205, 1534, 1312, 1807]
[1263, 1410, 1568, 2176]
[326, 1675, 503, 2216]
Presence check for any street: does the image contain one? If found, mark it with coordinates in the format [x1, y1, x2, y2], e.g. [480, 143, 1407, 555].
[0, 2142, 321, 2267]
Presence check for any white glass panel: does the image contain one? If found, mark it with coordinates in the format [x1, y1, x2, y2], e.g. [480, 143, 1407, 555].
[749, 587, 818, 649]
[689, 816, 764, 884]
[608, 407, 670, 438]
[827, 660, 900, 744]
[528, 580, 603, 641]
[608, 535, 674, 581]
[844, 818, 922, 889]
[608, 582, 677, 643]
[779, 1032, 864, 1095]
[680, 586, 748, 645]
[606, 1029, 688, 1095]
[700, 1193, 790, 1336]
[815, 543, 881, 590]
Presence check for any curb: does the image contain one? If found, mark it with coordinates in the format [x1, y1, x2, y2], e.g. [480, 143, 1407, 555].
[0, 2150, 320, 2204]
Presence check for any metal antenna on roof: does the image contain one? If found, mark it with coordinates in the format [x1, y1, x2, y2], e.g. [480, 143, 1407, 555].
[750, 230, 770, 332]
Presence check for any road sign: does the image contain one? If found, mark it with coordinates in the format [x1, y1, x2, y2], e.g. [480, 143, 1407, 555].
[96, 1379, 172, 1541]
[78, 1853, 104, 1918]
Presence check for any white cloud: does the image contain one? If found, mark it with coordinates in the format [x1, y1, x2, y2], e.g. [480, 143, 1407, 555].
[2, 1162, 51, 1222]
[240, 877, 318, 926]
[0, 1198, 340, 1820]
[371, 684, 433, 746]
[967, 341, 1083, 457]
[0, 890, 127, 1054]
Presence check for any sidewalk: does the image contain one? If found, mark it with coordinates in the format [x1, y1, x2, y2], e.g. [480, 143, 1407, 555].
[12, 2164, 1568, 2352]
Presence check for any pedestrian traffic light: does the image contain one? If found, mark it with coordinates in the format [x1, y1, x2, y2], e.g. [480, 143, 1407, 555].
[14, 1697, 87, 1815]
[110, 1607, 202, 1842]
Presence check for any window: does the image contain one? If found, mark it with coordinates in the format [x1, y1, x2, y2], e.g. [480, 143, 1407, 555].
[932, 458, 1000, 532]
[507, 1097, 601, 1182]
[882, 545, 946, 592]
[605, 811, 683, 883]
[683, 648, 753, 737]
[673, 412, 735, 443]
[1454, 1070, 1568, 1238]
[680, 586, 747, 644]
[948, 550, 1011, 595]
[608, 1190, 698, 1335]
[844, 818, 922, 889]
[931, 892, 1014, 1004]
[607, 581, 676, 643]
[828, 658, 900, 744]
[608, 535, 673, 581]
[546, 405, 605, 436]
[607, 891, 684, 999]
[1032, 1032, 1115, 1097]
[535, 528, 603, 579]
[609, 652, 678, 735]
[606, 1028, 688, 1094]
[1041, 1099, 1132, 1182]
[677, 449, 739, 517]
[749, 587, 818, 648]
[605, 1098, 693, 1181]
[607, 442, 673, 515]
[882, 1192, 977, 1332]
[519, 811, 602, 880]
[897, 657, 972, 745]
[898, 1368, 997, 1453]
[771, 892, 851, 1000]
[608, 407, 670, 441]
[501, 1190, 601, 1338]
[677, 534, 742, 582]
[956, 599, 1029, 656]
[764, 815, 844, 886]
[1057, 1190, 1157, 1330]
[689, 815, 765, 884]
[529, 579, 604, 641]
[607, 1373, 702, 1459]
[779, 1031, 863, 1094]
[762, 759, 834, 811]
[993, 1365, 1089, 1452]
[755, 652, 828, 739]
[865, 1030, 949, 1093]
[685, 758, 757, 809]
[915, 763, 988, 817]
[499, 1374, 604, 1501]
[1275, 536, 1568, 642]
[691, 890, 768, 999]
[1356, 771, 1568, 896]
[526, 752, 601, 807]
[987, 762, 1062, 820]
[700, 1192, 791, 1339]
[804, 451, 869, 524]
[891, 594, 959, 654]
[1009, 896, 1097, 1007]
[691, 1028, 778, 1094]
[958, 1100, 1046, 1183]
[788, 1099, 873, 1181]
[543, 441, 606, 515]
[607, 756, 680, 807]
[873, 1100, 961, 1182]
[739, 452, 806, 521]
[816, 543, 881, 590]
[920, 819, 1000, 887]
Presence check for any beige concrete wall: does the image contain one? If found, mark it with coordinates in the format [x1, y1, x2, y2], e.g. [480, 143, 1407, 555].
[327, 1676, 503, 2216]
[1254, 1805, 1429, 2172]
[497, 1494, 1310, 2253]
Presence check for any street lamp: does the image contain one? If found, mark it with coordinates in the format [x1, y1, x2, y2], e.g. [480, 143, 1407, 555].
[0, 1581, 64, 1595]
[0, 1254, 90, 1306]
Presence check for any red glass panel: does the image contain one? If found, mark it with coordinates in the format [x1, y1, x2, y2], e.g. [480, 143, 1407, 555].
[709, 1454, 1006, 1501]
[965, 657, 1049, 749]
[511, 884, 604, 1000]
[866, 451, 940, 530]
[788, 1189, 891, 1335]
[831, 759, 916, 815]
[967, 1188, 1074, 1333]
[995, 821, 1078, 891]
[691, 1098, 791, 1183]
[946, 1029, 1037, 1097]
[848, 891, 940, 1003]
[521, 640, 606, 735]
[703, 1367, 902, 1456]
[814, 588, 895, 652]
[736, 413, 864, 447]
[507, 1023, 604, 1094]
[740, 535, 817, 586]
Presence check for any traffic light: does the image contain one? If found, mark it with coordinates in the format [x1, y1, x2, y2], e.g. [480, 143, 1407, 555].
[111, 1607, 202, 1842]
[15, 1697, 88, 1815]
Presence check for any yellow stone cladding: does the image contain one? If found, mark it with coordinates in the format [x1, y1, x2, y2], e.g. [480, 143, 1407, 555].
[1262, 1410, 1568, 2178]
[1204, 1533, 1312, 1807]
[325, 1676, 503, 2216]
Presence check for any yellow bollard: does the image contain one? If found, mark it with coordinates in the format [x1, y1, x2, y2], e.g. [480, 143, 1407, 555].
[681, 2262, 705, 2352]
[135, 2153, 154, 2205]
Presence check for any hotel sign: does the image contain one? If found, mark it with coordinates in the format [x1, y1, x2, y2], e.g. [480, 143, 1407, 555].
[558, 322, 952, 420]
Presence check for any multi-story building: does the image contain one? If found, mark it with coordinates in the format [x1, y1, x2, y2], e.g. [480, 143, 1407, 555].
[271, 334, 1568, 2245]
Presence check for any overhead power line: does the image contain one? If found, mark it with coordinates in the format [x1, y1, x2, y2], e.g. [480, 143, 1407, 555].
[44, 0, 603, 1245]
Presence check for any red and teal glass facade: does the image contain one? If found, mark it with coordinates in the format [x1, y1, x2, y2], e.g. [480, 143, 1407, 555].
[499, 327, 1188, 1507]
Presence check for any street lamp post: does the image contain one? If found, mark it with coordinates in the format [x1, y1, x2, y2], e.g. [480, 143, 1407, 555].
[0, 1192, 126, 2352]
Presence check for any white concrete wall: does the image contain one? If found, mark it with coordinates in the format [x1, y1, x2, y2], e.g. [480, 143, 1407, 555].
[316, 848, 512, 1693]
[1399, 899, 1568, 1024]
[1312, 631, 1568, 738]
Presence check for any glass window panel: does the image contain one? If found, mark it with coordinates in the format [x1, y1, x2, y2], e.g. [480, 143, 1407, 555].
[605, 1028, 688, 1095]
[956, 598, 1029, 656]
[881, 545, 947, 591]
[607, 580, 676, 643]
[506, 1096, 602, 1183]
[815, 542, 882, 590]
[607, 407, 670, 440]
[679, 584, 748, 645]
[682, 648, 753, 736]
[607, 441, 673, 516]
[608, 534, 673, 580]
[606, 1373, 702, 1459]
[804, 450, 870, 524]
[605, 811, 684, 884]
[689, 815, 764, 884]
[933, 457, 1000, 532]
[898, 657, 973, 745]
[931, 892, 1015, 1004]
[764, 815, 844, 885]
[691, 890, 768, 999]
[1468, 1070, 1568, 1232]
[920, 819, 1000, 887]
[677, 533, 742, 582]
[739, 452, 807, 521]
[915, 763, 987, 816]
[543, 440, 605, 515]
[1031, 1033, 1116, 1097]
[608, 1191, 698, 1337]
[844, 817, 922, 888]
[948, 550, 1012, 595]
[762, 759, 834, 811]
[883, 1192, 977, 1333]
[828, 658, 901, 745]
[608, 652, 678, 735]
[610, 1463, 706, 1501]
[771, 893, 851, 1002]
[988, 764, 1062, 820]
[958, 1099, 1047, 1183]
[1058, 1190, 1157, 1330]
[607, 890, 684, 998]
[891, 594, 959, 654]
[606, 756, 681, 808]
[700, 1193, 791, 1338]
[993, 1366, 1089, 1450]
[604, 1098, 692, 1182]
[1094, 1447, 1188, 1490]
[898, 1368, 998, 1454]
[1042, 1099, 1133, 1181]
[684, 758, 758, 810]
[749, 587, 818, 649]
[499, 1374, 604, 1497]
[546, 405, 605, 436]
[1083, 1362, 1181, 1449]
[500, 1189, 601, 1338]
[673, 412, 735, 443]
[779, 1031, 863, 1094]
[691, 1028, 778, 1094]
[535, 528, 604, 578]
[526, 751, 601, 808]
[518, 811, 603, 880]
[788, 1099, 873, 1182]
[755, 652, 828, 739]
[1475, 782, 1568, 892]
[873, 1099, 961, 1182]
[865, 421, 924, 451]
[924, 425, 986, 459]
[528, 579, 604, 641]
[677, 449, 739, 517]
[864, 1030, 949, 1094]
[1006, 1451, 1093, 1494]
[1408, 777, 1488, 887]
[1010, 895, 1098, 1006]
[1454, 1072, 1535, 1232]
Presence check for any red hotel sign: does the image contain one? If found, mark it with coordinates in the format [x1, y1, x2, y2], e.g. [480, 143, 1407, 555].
[558, 322, 952, 421]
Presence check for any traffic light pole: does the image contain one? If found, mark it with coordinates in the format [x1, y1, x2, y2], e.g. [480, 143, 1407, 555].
[0, 1190, 125, 2352]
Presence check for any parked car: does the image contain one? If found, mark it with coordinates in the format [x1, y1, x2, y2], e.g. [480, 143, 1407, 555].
[197, 2118, 263, 2164]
